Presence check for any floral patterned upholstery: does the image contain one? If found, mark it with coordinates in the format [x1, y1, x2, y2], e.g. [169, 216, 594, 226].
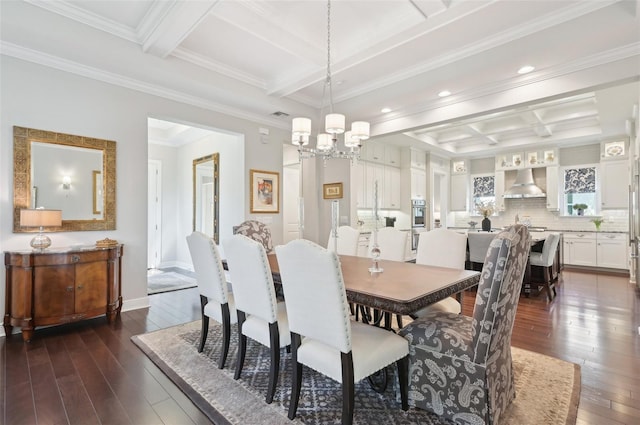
[233, 220, 273, 253]
[398, 224, 531, 425]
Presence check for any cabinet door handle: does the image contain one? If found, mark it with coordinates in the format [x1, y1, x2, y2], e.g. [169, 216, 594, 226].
[66, 286, 74, 292]
[72, 255, 80, 263]
[77, 284, 84, 290]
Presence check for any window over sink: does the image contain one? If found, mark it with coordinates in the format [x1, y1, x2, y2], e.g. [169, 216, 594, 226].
[561, 165, 598, 216]
[471, 174, 496, 216]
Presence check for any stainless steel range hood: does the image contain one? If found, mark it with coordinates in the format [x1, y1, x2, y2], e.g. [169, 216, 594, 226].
[502, 168, 546, 199]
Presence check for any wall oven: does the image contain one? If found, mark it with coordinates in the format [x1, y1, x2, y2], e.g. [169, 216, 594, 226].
[411, 199, 427, 251]
[411, 199, 427, 228]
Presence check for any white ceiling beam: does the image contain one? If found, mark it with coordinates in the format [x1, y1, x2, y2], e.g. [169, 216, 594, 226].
[141, 1, 220, 58]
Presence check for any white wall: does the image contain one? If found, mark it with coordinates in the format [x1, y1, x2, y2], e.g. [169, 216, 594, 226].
[0, 56, 289, 335]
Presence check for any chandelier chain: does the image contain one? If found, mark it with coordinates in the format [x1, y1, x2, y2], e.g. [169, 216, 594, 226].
[326, 0, 334, 113]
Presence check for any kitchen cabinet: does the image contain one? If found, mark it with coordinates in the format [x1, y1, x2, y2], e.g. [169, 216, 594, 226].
[355, 162, 401, 210]
[563, 232, 628, 269]
[450, 173, 468, 212]
[384, 166, 401, 209]
[546, 166, 559, 211]
[410, 168, 427, 199]
[4, 245, 123, 342]
[384, 145, 401, 167]
[494, 171, 505, 212]
[600, 160, 628, 209]
[596, 233, 628, 269]
[410, 149, 426, 170]
[363, 142, 385, 163]
[563, 233, 596, 267]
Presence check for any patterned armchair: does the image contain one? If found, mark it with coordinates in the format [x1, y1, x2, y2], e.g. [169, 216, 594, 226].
[233, 220, 273, 253]
[398, 224, 531, 425]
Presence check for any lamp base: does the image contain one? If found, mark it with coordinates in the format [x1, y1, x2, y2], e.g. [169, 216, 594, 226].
[30, 232, 52, 250]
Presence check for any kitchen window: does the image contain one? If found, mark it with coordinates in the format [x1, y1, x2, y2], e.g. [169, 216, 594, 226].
[561, 165, 599, 216]
[471, 174, 495, 216]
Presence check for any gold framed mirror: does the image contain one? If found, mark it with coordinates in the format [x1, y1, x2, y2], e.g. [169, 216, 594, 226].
[193, 153, 220, 243]
[13, 126, 116, 232]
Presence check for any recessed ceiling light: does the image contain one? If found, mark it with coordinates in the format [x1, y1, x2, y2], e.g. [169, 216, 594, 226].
[518, 65, 535, 74]
[381, 107, 392, 113]
[438, 90, 451, 97]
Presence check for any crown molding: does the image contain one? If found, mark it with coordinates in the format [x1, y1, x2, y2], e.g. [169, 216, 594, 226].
[0, 41, 290, 131]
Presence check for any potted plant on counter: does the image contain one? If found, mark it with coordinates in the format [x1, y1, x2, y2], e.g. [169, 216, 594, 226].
[591, 217, 604, 231]
[572, 203, 588, 216]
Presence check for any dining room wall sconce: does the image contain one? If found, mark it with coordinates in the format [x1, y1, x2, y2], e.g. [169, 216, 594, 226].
[20, 208, 62, 250]
[62, 175, 71, 190]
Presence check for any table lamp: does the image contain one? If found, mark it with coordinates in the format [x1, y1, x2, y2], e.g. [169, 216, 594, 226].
[20, 208, 62, 250]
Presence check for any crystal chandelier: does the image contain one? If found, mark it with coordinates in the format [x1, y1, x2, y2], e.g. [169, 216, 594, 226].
[291, 0, 370, 162]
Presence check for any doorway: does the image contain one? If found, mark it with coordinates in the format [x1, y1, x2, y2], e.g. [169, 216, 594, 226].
[283, 145, 301, 243]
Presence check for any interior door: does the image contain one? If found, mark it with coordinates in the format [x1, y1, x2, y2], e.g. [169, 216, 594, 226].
[283, 164, 300, 243]
[148, 160, 162, 269]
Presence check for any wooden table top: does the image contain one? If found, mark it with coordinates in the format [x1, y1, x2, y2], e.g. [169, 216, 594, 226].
[267, 254, 480, 316]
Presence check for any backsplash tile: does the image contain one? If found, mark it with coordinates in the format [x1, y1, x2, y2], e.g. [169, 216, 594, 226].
[453, 197, 629, 232]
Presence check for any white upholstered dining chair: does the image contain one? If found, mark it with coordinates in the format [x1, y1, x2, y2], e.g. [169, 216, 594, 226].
[223, 234, 290, 404]
[186, 231, 237, 369]
[468, 231, 497, 270]
[275, 239, 409, 424]
[367, 227, 408, 261]
[412, 228, 468, 316]
[529, 232, 561, 301]
[327, 225, 361, 256]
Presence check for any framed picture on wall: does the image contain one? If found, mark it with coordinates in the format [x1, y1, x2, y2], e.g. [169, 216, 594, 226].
[250, 169, 280, 213]
[323, 182, 343, 199]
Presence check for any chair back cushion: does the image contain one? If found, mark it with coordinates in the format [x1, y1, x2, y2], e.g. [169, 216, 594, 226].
[276, 239, 352, 353]
[540, 232, 561, 267]
[367, 227, 408, 261]
[415, 228, 467, 269]
[223, 234, 278, 323]
[471, 224, 530, 363]
[233, 220, 273, 253]
[468, 232, 497, 263]
[327, 225, 360, 256]
[186, 231, 229, 304]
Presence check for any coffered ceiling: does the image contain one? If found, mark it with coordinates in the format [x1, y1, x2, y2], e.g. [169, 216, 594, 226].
[1, 0, 639, 157]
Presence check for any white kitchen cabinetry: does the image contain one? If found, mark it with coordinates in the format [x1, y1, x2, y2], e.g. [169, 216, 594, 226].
[384, 166, 401, 209]
[596, 233, 628, 269]
[355, 161, 401, 210]
[563, 233, 597, 267]
[564, 232, 628, 269]
[450, 173, 468, 212]
[494, 171, 505, 212]
[600, 160, 628, 209]
[384, 145, 401, 167]
[546, 166, 559, 211]
[410, 168, 427, 199]
[410, 149, 426, 170]
[363, 143, 385, 163]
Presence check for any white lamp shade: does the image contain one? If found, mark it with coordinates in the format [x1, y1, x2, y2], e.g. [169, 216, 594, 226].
[292, 117, 312, 136]
[351, 121, 370, 140]
[20, 209, 62, 227]
[325, 113, 345, 134]
[344, 131, 359, 148]
[317, 133, 333, 151]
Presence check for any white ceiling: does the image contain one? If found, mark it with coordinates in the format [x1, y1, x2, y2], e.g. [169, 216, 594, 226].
[1, 0, 639, 157]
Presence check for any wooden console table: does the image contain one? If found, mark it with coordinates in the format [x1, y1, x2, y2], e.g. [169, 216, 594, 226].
[4, 245, 123, 342]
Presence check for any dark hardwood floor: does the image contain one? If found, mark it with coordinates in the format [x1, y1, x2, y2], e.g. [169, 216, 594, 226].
[2, 269, 639, 424]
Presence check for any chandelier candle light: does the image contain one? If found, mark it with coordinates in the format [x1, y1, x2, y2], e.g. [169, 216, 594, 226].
[369, 180, 383, 274]
[291, 0, 370, 163]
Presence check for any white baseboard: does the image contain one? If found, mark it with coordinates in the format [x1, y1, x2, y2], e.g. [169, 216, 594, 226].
[157, 260, 194, 272]
[122, 296, 150, 312]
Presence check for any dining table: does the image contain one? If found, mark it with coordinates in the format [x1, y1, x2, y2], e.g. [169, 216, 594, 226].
[266, 254, 481, 318]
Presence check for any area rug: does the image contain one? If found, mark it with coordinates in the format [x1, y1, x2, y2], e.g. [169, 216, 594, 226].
[132, 321, 580, 425]
[147, 271, 197, 294]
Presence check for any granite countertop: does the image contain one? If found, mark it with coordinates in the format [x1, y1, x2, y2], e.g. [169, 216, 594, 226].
[448, 226, 628, 234]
